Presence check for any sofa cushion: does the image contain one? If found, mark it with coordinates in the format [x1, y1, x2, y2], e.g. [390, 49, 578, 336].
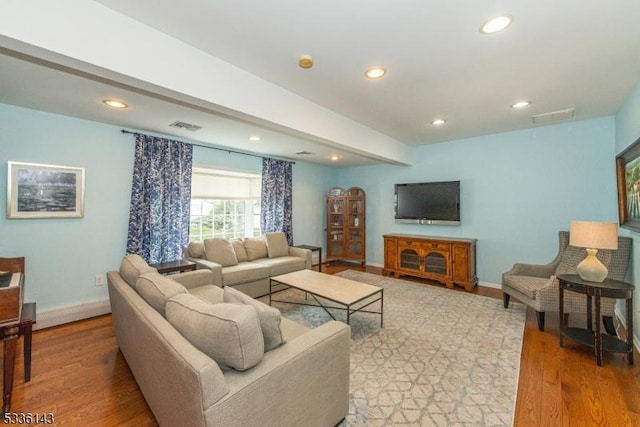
[244, 237, 268, 261]
[223, 286, 284, 351]
[136, 272, 188, 316]
[253, 256, 307, 276]
[120, 254, 157, 288]
[265, 232, 289, 258]
[189, 284, 224, 304]
[204, 238, 239, 267]
[186, 241, 205, 259]
[222, 262, 271, 286]
[556, 245, 612, 276]
[166, 293, 264, 371]
[231, 239, 248, 262]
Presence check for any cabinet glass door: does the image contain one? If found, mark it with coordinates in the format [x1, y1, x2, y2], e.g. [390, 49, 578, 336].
[424, 251, 448, 276]
[399, 248, 420, 271]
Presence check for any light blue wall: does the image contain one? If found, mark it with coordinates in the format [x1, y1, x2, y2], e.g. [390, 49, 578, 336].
[615, 81, 640, 348]
[335, 117, 618, 285]
[0, 104, 134, 311]
[0, 103, 333, 313]
[0, 101, 628, 324]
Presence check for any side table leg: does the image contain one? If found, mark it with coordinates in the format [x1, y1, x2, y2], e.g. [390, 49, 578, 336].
[559, 283, 565, 347]
[595, 292, 602, 366]
[23, 324, 33, 381]
[3, 326, 19, 414]
[627, 298, 634, 365]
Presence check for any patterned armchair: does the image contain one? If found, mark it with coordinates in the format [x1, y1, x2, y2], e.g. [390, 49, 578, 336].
[502, 231, 632, 333]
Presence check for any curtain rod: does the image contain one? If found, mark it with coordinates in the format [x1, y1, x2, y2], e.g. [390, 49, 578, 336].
[120, 129, 295, 164]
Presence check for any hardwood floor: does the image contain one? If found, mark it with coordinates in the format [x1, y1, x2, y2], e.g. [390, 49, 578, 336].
[6, 262, 639, 426]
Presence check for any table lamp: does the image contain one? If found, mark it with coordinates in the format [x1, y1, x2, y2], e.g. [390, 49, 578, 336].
[569, 220, 618, 282]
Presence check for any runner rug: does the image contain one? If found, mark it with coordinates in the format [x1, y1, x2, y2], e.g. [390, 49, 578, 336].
[266, 270, 526, 426]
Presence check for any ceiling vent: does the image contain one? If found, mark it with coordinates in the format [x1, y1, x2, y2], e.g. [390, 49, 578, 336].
[531, 108, 575, 124]
[295, 151, 314, 155]
[169, 121, 202, 131]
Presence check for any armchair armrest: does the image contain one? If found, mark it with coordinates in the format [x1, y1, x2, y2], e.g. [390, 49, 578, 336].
[503, 262, 556, 279]
[288, 246, 312, 269]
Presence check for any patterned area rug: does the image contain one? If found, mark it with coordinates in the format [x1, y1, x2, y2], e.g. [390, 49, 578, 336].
[263, 270, 526, 426]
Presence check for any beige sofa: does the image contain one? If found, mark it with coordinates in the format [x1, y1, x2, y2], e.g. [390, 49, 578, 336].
[184, 232, 311, 298]
[107, 254, 350, 427]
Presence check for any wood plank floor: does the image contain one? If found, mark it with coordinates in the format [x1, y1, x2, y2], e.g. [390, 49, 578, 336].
[5, 262, 639, 426]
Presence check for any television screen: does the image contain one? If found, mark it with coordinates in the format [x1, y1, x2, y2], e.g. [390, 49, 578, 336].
[394, 181, 460, 224]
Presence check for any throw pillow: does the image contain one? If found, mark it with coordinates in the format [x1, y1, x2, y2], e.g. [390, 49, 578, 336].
[136, 272, 188, 317]
[166, 293, 264, 371]
[187, 241, 205, 259]
[265, 232, 289, 258]
[556, 245, 612, 276]
[120, 254, 157, 288]
[204, 238, 239, 267]
[223, 286, 284, 351]
[231, 239, 248, 262]
[244, 237, 268, 261]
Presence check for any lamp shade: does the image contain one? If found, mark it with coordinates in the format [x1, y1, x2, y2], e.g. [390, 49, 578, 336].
[569, 221, 618, 250]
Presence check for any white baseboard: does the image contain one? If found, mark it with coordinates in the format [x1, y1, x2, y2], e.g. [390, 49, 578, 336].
[34, 299, 111, 330]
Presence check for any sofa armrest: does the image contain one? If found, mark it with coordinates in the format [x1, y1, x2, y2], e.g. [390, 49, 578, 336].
[170, 270, 218, 290]
[188, 258, 223, 286]
[211, 321, 350, 426]
[503, 262, 556, 279]
[288, 246, 312, 269]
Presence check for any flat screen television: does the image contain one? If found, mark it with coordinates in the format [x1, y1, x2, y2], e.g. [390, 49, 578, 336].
[394, 180, 460, 225]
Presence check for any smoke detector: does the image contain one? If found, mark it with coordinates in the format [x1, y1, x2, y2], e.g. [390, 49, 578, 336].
[531, 108, 575, 124]
[169, 121, 202, 131]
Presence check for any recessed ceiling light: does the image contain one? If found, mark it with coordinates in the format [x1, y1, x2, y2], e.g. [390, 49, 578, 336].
[365, 66, 386, 79]
[511, 101, 531, 109]
[330, 154, 340, 161]
[249, 135, 261, 141]
[432, 119, 446, 126]
[479, 15, 513, 34]
[102, 99, 127, 108]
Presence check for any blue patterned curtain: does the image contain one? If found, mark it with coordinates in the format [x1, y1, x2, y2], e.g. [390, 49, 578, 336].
[126, 133, 193, 264]
[261, 158, 293, 245]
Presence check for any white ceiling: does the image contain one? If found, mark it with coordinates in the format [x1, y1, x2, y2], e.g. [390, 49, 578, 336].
[2, 0, 640, 166]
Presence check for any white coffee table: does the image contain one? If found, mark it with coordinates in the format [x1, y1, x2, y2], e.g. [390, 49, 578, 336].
[269, 269, 383, 327]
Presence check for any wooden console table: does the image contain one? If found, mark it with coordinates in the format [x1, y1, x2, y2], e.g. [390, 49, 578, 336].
[558, 274, 634, 366]
[383, 234, 478, 291]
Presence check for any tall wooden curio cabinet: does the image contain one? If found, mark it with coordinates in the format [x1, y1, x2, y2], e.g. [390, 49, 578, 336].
[326, 187, 366, 265]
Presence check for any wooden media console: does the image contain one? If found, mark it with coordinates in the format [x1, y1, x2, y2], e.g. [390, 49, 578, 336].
[383, 234, 478, 291]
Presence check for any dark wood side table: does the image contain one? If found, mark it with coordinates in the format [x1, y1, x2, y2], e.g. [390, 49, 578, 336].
[150, 259, 197, 275]
[1, 302, 36, 414]
[294, 245, 322, 272]
[558, 274, 634, 366]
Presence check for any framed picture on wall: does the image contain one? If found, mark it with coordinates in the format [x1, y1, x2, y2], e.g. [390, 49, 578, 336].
[7, 161, 85, 219]
[616, 136, 640, 232]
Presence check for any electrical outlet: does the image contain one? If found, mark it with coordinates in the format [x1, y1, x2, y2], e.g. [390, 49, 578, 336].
[95, 274, 105, 287]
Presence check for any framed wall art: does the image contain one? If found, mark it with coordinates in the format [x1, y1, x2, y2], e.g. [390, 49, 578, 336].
[7, 161, 85, 219]
[616, 136, 640, 232]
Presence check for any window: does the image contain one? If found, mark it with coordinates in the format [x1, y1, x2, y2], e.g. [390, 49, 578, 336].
[189, 167, 261, 241]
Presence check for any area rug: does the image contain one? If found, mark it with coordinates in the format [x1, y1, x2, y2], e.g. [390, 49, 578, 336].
[264, 270, 526, 426]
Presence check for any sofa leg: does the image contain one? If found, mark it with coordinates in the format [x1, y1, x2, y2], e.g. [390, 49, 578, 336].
[536, 311, 545, 331]
[603, 316, 616, 335]
[503, 293, 510, 309]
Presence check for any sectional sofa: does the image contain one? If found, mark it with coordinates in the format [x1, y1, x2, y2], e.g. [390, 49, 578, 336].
[184, 232, 311, 298]
[107, 254, 350, 427]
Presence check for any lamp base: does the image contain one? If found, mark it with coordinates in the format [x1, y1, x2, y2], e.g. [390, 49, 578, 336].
[576, 248, 608, 282]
